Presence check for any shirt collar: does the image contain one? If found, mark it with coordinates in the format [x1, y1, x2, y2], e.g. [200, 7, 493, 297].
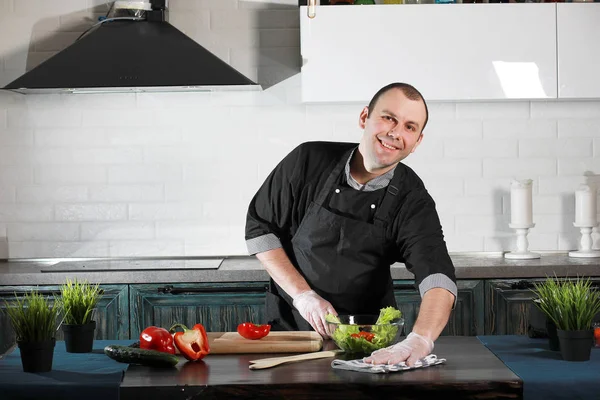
[344, 148, 394, 191]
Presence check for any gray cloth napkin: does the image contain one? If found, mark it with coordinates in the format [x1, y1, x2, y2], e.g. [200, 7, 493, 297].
[331, 354, 446, 374]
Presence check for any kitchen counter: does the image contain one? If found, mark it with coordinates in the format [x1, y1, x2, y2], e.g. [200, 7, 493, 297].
[120, 336, 522, 400]
[0, 337, 522, 400]
[1, 253, 599, 286]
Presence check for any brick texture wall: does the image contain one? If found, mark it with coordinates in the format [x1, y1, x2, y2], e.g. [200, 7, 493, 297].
[0, 0, 599, 258]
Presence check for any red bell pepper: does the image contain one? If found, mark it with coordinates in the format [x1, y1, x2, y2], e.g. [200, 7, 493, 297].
[169, 323, 210, 361]
[237, 322, 271, 340]
[139, 326, 176, 354]
[350, 331, 375, 342]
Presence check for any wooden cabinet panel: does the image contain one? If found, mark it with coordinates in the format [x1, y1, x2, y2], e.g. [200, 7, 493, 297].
[485, 278, 600, 335]
[485, 279, 538, 335]
[0, 284, 129, 354]
[129, 282, 267, 338]
[394, 280, 484, 336]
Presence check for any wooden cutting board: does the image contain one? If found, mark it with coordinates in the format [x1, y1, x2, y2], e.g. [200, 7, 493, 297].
[206, 331, 323, 354]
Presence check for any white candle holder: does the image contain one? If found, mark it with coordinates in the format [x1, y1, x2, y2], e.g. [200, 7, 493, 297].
[569, 224, 600, 258]
[505, 223, 540, 259]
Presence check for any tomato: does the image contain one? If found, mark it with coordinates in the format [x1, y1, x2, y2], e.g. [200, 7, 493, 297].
[237, 322, 271, 340]
[350, 331, 375, 342]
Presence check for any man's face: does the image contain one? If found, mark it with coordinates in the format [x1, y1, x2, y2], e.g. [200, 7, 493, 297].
[358, 89, 426, 174]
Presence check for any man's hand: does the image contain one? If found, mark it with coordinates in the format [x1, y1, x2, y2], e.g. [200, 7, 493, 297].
[292, 290, 337, 338]
[363, 332, 434, 367]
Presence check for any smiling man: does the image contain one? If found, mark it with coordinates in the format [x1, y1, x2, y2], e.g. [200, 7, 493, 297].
[245, 82, 457, 367]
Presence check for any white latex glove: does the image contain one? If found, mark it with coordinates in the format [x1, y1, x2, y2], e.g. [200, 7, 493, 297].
[363, 332, 434, 367]
[292, 290, 337, 338]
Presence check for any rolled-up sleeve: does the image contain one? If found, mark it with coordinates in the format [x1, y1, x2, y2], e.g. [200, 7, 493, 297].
[394, 190, 457, 307]
[245, 145, 301, 255]
[246, 233, 282, 255]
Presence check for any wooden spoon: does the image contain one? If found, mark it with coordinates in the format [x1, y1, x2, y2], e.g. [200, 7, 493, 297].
[249, 350, 343, 370]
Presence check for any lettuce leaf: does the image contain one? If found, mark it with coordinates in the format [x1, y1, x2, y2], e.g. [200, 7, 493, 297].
[325, 314, 341, 324]
[375, 306, 403, 325]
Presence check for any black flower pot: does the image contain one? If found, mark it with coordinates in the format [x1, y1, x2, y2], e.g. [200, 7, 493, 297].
[18, 338, 56, 373]
[62, 320, 96, 353]
[546, 319, 560, 351]
[556, 329, 593, 362]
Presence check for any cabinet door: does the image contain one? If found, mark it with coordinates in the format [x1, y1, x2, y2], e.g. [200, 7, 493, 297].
[485, 278, 600, 335]
[300, 4, 557, 102]
[557, 3, 600, 98]
[130, 283, 267, 337]
[393, 280, 484, 336]
[485, 279, 536, 335]
[0, 284, 129, 354]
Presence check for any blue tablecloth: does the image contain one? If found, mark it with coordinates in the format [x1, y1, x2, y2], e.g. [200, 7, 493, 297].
[0, 340, 129, 400]
[478, 335, 600, 400]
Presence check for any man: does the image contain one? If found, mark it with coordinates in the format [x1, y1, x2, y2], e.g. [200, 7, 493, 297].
[245, 82, 456, 366]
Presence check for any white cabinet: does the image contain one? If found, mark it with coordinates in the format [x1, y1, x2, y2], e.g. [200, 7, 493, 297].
[300, 4, 557, 103]
[557, 3, 600, 99]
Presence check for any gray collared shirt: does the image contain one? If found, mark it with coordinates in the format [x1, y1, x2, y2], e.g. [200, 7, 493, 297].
[344, 148, 395, 192]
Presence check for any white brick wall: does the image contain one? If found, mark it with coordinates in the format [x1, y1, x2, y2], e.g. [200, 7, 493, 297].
[0, 0, 599, 258]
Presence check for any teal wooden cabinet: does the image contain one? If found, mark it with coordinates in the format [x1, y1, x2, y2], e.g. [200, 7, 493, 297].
[393, 279, 484, 336]
[485, 279, 550, 335]
[129, 282, 267, 337]
[484, 278, 600, 335]
[0, 284, 129, 354]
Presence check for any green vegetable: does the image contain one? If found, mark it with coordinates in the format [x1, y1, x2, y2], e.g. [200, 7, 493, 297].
[104, 344, 179, 367]
[325, 314, 341, 324]
[370, 306, 402, 348]
[326, 307, 402, 353]
[375, 306, 402, 325]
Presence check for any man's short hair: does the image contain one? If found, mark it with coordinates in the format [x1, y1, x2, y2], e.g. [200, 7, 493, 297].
[367, 82, 429, 132]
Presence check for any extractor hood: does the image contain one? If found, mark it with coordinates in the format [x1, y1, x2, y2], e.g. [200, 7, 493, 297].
[3, 1, 261, 94]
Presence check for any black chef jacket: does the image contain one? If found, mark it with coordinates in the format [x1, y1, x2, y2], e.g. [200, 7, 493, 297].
[245, 141, 456, 299]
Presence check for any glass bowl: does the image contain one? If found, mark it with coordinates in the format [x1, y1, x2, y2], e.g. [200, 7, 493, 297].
[327, 314, 404, 353]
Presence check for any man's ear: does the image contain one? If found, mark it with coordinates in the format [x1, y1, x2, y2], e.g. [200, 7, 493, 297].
[358, 106, 369, 129]
[410, 133, 424, 154]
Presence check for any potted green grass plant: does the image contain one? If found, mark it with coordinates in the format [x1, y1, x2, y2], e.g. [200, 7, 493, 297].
[532, 277, 562, 351]
[534, 276, 600, 361]
[4, 290, 60, 372]
[57, 279, 102, 353]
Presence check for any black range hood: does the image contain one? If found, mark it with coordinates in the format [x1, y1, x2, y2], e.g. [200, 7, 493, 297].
[3, 3, 261, 94]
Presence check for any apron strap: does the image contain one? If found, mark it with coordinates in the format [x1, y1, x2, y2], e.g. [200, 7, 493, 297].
[373, 183, 399, 227]
[314, 148, 355, 207]
[373, 164, 406, 227]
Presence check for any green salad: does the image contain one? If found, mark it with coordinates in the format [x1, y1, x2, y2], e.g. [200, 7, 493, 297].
[325, 307, 403, 353]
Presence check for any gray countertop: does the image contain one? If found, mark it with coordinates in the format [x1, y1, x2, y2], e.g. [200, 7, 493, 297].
[0, 253, 599, 286]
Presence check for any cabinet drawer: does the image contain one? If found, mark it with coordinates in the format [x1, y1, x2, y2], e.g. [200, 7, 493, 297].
[129, 282, 267, 337]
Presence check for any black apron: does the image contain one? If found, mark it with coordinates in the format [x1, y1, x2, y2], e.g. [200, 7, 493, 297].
[266, 148, 401, 331]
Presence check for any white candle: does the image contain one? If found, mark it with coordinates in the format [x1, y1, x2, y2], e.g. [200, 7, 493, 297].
[510, 179, 533, 226]
[575, 184, 597, 226]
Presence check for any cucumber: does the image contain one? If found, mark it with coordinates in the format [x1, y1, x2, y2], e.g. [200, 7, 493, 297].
[104, 344, 179, 368]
